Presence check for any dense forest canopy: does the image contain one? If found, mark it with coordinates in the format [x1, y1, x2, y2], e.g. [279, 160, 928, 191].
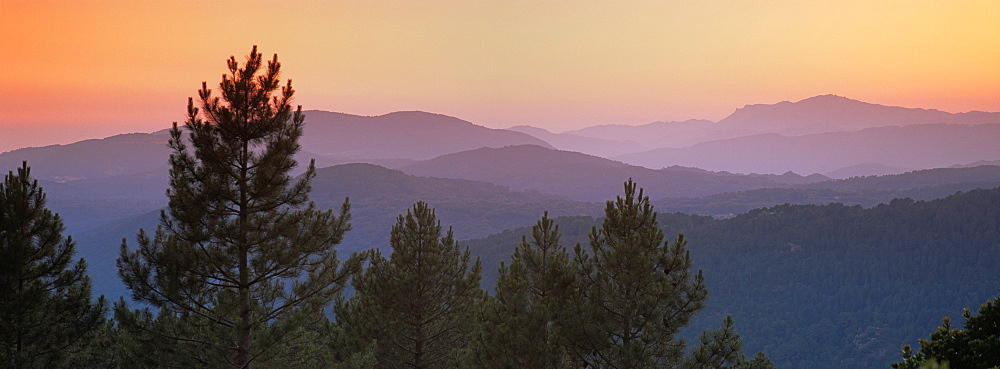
[465, 186, 1000, 369]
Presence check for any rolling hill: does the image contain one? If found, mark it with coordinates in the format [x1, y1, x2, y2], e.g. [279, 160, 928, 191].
[0, 131, 172, 182]
[562, 119, 736, 149]
[299, 110, 553, 160]
[650, 165, 1000, 217]
[400, 144, 822, 202]
[505, 125, 646, 157]
[801, 164, 1000, 191]
[0, 109, 554, 182]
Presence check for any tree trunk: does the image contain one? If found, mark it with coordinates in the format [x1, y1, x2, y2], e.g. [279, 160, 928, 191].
[238, 141, 251, 369]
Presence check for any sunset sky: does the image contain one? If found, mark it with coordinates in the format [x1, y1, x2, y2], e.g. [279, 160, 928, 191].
[2, 0, 998, 153]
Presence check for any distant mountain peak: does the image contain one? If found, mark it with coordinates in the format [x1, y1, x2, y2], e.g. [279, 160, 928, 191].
[297, 110, 553, 159]
[506, 125, 554, 134]
[735, 94, 867, 111]
[378, 110, 454, 119]
[718, 94, 997, 135]
[798, 94, 856, 103]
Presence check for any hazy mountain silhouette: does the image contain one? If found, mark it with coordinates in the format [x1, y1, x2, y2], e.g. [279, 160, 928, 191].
[40, 172, 168, 233]
[0, 109, 553, 182]
[718, 94, 1000, 135]
[751, 171, 832, 185]
[399, 144, 823, 202]
[562, 119, 728, 149]
[951, 160, 1000, 168]
[505, 125, 647, 157]
[616, 124, 1000, 175]
[299, 110, 553, 160]
[824, 162, 911, 179]
[801, 165, 1000, 191]
[556, 95, 999, 151]
[308, 163, 599, 250]
[0, 132, 172, 182]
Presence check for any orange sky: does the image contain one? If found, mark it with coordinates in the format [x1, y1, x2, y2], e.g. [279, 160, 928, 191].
[1, 0, 998, 153]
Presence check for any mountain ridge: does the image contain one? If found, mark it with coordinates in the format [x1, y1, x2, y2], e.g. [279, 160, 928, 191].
[717, 94, 1000, 135]
[399, 144, 817, 201]
[299, 110, 553, 160]
[615, 123, 1000, 175]
[0, 110, 556, 181]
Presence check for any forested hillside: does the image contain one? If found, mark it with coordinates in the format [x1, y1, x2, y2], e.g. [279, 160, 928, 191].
[464, 186, 1000, 369]
[651, 165, 1000, 217]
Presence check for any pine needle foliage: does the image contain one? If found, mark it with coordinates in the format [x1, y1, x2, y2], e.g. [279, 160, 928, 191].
[339, 201, 484, 369]
[475, 211, 577, 368]
[892, 296, 1000, 369]
[0, 162, 106, 368]
[682, 315, 744, 369]
[567, 179, 709, 368]
[117, 46, 360, 369]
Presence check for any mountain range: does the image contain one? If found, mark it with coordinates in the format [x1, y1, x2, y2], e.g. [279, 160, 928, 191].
[511, 95, 1000, 176]
[5, 93, 1000, 304]
[6, 95, 999, 183]
[716, 94, 1000, 135]
[0, 110, 552, 181]
[615, 123, 1000, 175]
[555, 95, 999, 152]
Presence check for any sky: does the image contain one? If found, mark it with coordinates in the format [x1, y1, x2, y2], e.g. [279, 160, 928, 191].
[2, 0, 998, 153]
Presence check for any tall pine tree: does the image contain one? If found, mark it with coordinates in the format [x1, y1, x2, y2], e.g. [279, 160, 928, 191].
[117, 46, 360, 368]
[338, 201, 484, 369]
[475, 212, 577, 368]
[0, 162, 106, 368]
[567, 179, 709, 368]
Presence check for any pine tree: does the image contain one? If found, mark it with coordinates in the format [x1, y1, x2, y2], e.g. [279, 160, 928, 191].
[682, 315, 746, 369]
[566, 179, 709, 368]
[338, 201, 484, 369]
[117, 46, 360, 368]
[475, 212, 577, 368]
[741, 351, 777, 369]
[0, 162, 106, 368]
[892, 296, 1000, 369]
